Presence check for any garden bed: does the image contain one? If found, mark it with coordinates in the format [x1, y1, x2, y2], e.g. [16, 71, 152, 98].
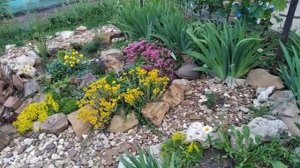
[0, 0, 300, 168]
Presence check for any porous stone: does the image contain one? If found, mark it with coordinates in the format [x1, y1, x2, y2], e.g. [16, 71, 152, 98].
[108, 113, 138, 133]
[100, 49, 124, 72]
[142, 102, 170, 126]
[247, 117, 289, 141]
[246, 69, 284, 89]
[67, 109, 92, 137]
[41, 113, 69, 135]
[163, 80, 186, 107]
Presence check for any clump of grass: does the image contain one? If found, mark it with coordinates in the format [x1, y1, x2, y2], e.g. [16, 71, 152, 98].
[204, 93, 218, 109]
[249, 106, 270, 118]
[81, 36, 104, 56]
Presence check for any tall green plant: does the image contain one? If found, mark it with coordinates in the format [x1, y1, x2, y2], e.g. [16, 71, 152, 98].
[121, 148, 177, 168]
[279, 42, 300, 105]
[114, 0, 176, 40]
[186, 22, 264, 80]
[152, 11, 191, 53]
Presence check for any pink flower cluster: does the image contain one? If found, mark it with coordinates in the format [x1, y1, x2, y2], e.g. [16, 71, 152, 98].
[123, 40, 176, 78]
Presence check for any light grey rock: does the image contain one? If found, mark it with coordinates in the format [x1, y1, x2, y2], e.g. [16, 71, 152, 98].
[41, 113, 69, 135]
[26, 50, 41, 65]
[257, 86, 275, 103]
[23, 139, 34, 146]
[58, 31, 75, 39]
[248, 117, 289, 141]
[24, 80, 40, 97]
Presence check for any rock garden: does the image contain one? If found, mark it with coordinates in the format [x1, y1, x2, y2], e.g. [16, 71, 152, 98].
[0, 0, 300, 168]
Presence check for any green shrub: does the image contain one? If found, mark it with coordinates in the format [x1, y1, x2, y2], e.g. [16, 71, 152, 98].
[279, 42, 300, 106]
[152, 10, 191, 53]
[186, 22, 265, 80]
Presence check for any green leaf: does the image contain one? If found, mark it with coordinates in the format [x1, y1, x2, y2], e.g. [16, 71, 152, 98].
[271, 161, 288, 168]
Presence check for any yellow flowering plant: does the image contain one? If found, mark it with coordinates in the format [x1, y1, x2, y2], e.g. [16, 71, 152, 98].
[78, 76, 121, 129]
[61, 49, 84, 67]
[121, 67, 169, 102]
[161, 132, 203, 168]
[13, 93, 59, 134]
[77, 66, 170, 128]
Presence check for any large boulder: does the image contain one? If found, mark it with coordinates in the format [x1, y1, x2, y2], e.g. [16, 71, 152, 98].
[41, 113, 69, 135]
[247, 117, 289, 141]
[142, 102, 170, 126]
[3, 96, 23, 111]
[108, 113, 138, 133]
[68, 110, 92, 137]
[100, 49, 124, 73]
[246, 69, 284, 89]
[176, 63, 201, 80]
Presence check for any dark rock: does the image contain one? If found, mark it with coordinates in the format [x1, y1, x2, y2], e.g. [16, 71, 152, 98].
[35, 150, 44, 157]
[17, 146, 27, 155]
[176, 64, 201, 80]
[46, 143, 56, 150]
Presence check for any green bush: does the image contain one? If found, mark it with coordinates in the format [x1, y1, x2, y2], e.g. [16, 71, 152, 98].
[186, 22, 265, 80]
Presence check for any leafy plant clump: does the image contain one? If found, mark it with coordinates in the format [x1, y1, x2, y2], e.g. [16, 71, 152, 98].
[187, 22, 266, 80]
[123, 40, 177, 79]
[121, 148, 178, 168]
[279, 42, 300, 106]
[211, 126, 300, 168]
[81, 36, 104, 55]
[161, 132, 203, 168]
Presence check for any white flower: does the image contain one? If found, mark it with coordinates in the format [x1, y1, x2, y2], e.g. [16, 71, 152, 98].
[202, 126, 213, 134]
[257, 48, 264, 53]
[256, 18, 261, 24]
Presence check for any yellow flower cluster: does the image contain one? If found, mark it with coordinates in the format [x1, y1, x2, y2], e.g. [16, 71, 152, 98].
[78, 67, 170, 129]
[12, 93, 59, 134]
[171, 132, 186, 142]
[126, 67, 170, 101]
[122, 88, 144, 106]
[187, 141, 200, 153]
[78, 77, 121, 129]
[63, 49, 83, 67]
